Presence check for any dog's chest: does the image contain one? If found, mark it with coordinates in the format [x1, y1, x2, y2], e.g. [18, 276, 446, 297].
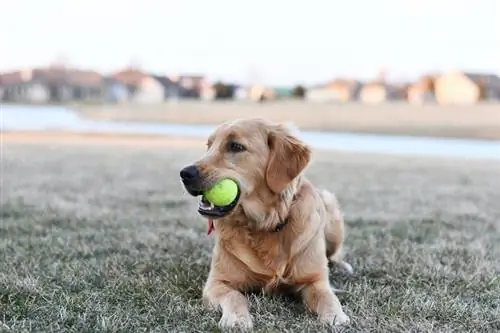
[235, 234, 299, 287]
[253, 239, 287, 271]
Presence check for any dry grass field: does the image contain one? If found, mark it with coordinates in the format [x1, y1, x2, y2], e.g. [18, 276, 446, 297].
[77, 101, 500, 140]
[1, 140, 500, 332]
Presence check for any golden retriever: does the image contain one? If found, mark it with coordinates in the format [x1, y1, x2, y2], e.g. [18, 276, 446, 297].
[180, 118, 352, 330]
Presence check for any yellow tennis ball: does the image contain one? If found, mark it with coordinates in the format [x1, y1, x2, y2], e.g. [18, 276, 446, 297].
[203, 179, 239, 207]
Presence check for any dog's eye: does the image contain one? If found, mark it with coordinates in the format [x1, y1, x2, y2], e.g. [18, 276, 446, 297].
[227, 141, 246, 153]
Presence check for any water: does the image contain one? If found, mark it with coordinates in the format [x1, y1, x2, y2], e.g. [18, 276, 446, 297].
[2, 105, 500, 160]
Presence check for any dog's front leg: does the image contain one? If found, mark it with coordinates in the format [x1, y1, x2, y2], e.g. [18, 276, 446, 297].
[203, 278, 253, 330]
[301, 279, 350, 326]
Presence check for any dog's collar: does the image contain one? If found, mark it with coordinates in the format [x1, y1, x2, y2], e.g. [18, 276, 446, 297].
[272, 218, 289, 232]
[206, 195, 296, 235]
[207, 217, 289, 235]
[272, 193, 296, 233]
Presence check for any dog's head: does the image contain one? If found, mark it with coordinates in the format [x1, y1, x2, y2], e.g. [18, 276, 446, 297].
[180, 118, 311, 221]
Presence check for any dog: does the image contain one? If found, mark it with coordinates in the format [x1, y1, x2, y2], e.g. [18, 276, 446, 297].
[180, 118, 352, 330]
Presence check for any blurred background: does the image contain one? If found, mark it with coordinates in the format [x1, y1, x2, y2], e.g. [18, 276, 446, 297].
[1, 0, 500, 154]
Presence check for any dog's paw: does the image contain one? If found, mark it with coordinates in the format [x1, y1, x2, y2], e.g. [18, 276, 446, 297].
[320, 310, 350, 326]
[333, 311, 351, 325]
[219, 310, 253, 331]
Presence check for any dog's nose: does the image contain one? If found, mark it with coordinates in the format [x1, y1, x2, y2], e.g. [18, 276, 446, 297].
[180, 165, 200, 181]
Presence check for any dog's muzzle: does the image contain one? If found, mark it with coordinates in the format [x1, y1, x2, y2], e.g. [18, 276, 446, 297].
[179, 164, 203, 196]
[179, 164, 240, 219]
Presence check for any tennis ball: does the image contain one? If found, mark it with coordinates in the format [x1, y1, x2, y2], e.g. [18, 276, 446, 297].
[203, 179, 239, 207]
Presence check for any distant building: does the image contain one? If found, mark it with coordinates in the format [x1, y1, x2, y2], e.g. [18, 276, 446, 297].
[103, 77, 129, 103]
[406, 75, 437, 105]
[199, 79, 218, 101]
[306, 79, 361, 102]
[0, 67, 105, 103]
[133, 76, 165, 104]
[358, 81, 404, 104]
[113, 69, 166, 103]
[248, 85, 274, 102]
[234, 86, 249, 100]
[175, 75, 207, 99]
[434, 71, 500, 105]
[0, 69, 50, 103]
[151, 75, 182, 99]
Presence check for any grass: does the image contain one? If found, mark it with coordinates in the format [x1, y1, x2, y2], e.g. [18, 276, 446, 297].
[1, 143, 500, 332]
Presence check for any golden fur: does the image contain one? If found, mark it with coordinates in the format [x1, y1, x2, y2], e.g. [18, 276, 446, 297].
[186, 118, 352, 330]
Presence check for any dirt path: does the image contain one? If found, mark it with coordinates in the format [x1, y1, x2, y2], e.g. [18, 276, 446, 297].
[2, 131, 204, 147]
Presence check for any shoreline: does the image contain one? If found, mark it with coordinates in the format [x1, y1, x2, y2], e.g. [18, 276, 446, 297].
[75, 102, 500, 141]
[3, 130, 500, 164]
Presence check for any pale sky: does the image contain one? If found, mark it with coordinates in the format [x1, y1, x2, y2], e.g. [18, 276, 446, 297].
[1, 0, 499, 85]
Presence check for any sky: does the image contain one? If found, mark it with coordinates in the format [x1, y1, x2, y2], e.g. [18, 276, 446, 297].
[1, 0, 499, 85]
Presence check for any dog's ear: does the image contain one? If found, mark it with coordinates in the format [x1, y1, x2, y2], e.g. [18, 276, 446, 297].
[266, 125, 311, 194]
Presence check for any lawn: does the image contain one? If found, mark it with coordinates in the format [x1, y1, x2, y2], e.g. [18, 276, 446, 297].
[1, 143, 499, 332]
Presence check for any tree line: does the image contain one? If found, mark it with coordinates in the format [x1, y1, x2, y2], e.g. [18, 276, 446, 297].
[212, 82, 307, 100]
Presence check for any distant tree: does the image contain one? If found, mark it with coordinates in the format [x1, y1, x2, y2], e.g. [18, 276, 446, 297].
[213, 82, 236, 100]
[292, 85, 306, 99]
[213, 82, 228, 99]
[421, 75, 436, 93]
[476, 77, 488, 100]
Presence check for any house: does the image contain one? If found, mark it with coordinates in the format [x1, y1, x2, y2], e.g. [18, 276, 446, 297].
[358, 81, 404, 104]
[1, 69, 50, 103]
[200, 84, 216, 101]
[406, 75, 437, 105]
[65, 68, 105, 101]
[234, 86, 249, 100]
[306, 84, 331, 102]
[0, 67, 105, 103]
[198, 78, 219, 101]
[113, 69, 210, 102]
[306, 79, 361, 102]
[133, 76, 166, 104]
[103, 77, 129, 103]
[113, 68, 145, 93]
[434, 71, 500, 105]
[151, 75, 182, 99]
[171, 74, 207, 99]
[113, 69, 165, 103]
[248, 84, 275, 102]
[113, 68, 149, 98]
